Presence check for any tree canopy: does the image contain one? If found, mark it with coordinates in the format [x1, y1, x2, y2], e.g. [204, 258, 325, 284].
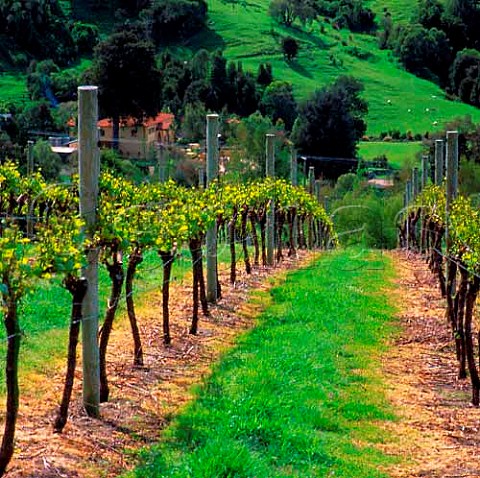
[90, 28, 160, 142]
[292, 76, 367, 158]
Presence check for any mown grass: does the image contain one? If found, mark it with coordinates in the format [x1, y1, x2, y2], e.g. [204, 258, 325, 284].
[358, 141, 424, 168]
[125, 248, 399, 478]
[201, 0, 480, 136]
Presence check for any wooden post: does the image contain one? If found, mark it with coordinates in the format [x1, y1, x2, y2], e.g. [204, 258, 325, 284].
[290, 148, 298, 249]
[308, 166, 315, 194]
[406, 180, 412, 204]
[412, 167, 419, 199]
[445, 131, 459, 254]
[421, 154, 429, 190]
[206, 114, 219, 302]
[198, 167, 205, 189]
[266, 133, 275, 266]
[314, 180, 321, 202]
[156, 143, 166, 183]
[27, 140, 34, 176]
[26, 140, 34, 238]
[435, 139, 444, 186]
[290, 148, 297, 186]
[78, 86, 100, 418]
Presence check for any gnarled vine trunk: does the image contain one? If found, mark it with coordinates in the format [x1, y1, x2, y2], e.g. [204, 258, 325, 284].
[159, 250, 175, 345]
[54, 276, 88, 432]
[99, 249, 124, 403]
[0, 287, 21, 476]
[126, 247, 144, 367]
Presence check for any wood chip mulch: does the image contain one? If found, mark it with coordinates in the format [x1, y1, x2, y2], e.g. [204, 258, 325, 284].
[381, 250, 480, 478]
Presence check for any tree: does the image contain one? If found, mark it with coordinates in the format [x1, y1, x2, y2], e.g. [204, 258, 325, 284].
[393, 25, 452, 84]
[378, 8, 393, 49]
[142, 0, 207, 45]
[206, 51, 229, 111]
[260, 81, 297, 131]
[91, 29, 160, 148]
[292, 76, 368, 158]
[269, 0, 316, 26]
[282, 36, 299, 61]
[33, 140, 62, 181]
[182, 102, 207, 141]
[415, 0, 444, 29]
[257, 63, 273, 87]
[450, 49, 480, 105]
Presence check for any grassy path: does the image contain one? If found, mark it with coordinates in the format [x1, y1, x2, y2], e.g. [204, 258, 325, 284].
[126, 249, 399, 478]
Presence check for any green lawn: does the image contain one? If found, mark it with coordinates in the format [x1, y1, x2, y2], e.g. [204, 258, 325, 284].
[358, 141, 424, 168]
[126, 249, 399, 478]
[200, 0, 480, 136]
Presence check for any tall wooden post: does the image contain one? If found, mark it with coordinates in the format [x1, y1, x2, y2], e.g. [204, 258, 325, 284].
[412, 167, 419, 199]
[308, 166, 315, 194]
[290, 148, 298, 186]
[406, 180, 412, 205]
[445, 131, 459, 254]
[421, 155, 429, 190]
[198, 167, 205, 189]
[26, 140, 34, 238]
[435, 139, 444, 186]
[78, 86, 100, 418]
[290, 148, 298, 249]
[27, 140, 34, 176]
[206, 114, 219, 302]
[314, 180, 321, 202]
[266, 133, 275, 266]
[156, 143, 166, 183]
[405, 179, 412, 250]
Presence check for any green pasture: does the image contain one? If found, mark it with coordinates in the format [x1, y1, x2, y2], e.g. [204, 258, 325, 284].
[0, 73, 28, 105]
[358, 141, 424, 168]
[127, 249, 399, 478]
[201, 0, 480, 136]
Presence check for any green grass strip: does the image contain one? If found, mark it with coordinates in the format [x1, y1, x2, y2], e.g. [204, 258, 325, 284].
[126, 249, 399, 478]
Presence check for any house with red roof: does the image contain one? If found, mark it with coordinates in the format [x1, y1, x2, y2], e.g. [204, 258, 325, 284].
[97, 113, 175, 159]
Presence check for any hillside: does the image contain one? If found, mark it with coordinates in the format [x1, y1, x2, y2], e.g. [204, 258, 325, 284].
[1, 0, 480, 144]
[194, 0, 480, 136]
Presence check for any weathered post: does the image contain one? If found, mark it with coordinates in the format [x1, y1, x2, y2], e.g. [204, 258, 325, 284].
[405, 179, 412, 250]
[26, 140, 34, 237]
[435, 139, 444, 186]
[308, 166, 315, 193]
[206, 114, 219, 302]
[198, 167, 205, 189]
[78, 86, 100, 418]
[157, 143, 166, 183]
[27, 140, 34, 176]
[445, 131, 459, 254]
[290, 148, 298, 186]
[421, 155, 429, 190]
[266, 133, 275, 266]
[445, 130, 459, 322]
[314, 180, 321, 202]
[412, 167, 419, 199]
[290, 148, 298, 250]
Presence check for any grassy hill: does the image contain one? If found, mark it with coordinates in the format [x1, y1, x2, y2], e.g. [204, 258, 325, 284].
[196, 0, 480, 136]
[2, 0, 480, 147]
